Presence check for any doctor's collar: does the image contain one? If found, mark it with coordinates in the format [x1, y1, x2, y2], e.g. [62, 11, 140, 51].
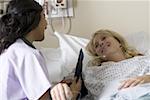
[21, 37, 36, 49]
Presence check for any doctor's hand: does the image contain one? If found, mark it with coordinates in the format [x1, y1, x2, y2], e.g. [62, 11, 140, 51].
[50, 83, 73, 100]
[70, 77, 82, 100]
[118, 75, 150, 90]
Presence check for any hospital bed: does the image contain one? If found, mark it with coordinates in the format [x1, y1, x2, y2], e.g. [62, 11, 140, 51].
[40, 31, 150, 84]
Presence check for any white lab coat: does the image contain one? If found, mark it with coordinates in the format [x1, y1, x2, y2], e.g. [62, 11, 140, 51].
[0, 39, 51, 100]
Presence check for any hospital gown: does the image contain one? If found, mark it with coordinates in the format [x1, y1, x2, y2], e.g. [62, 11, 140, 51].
[83, 55, 150, 100]
[0, 39, 51, 100]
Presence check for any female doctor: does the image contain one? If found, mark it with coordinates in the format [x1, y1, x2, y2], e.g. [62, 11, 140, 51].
[0, 0, 79, 99]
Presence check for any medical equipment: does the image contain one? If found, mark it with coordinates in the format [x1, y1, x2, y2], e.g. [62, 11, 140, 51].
[51, 0, 67, 9]
[34, 0, 74, 34]
[0, 1, 4, 15]
[44, 0, 73, 34]
[0, 0, 9, 17]
[47, 0, 73, 18]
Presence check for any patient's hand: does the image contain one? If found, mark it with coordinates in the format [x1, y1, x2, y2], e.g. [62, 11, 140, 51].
[118, 75, 150, 90]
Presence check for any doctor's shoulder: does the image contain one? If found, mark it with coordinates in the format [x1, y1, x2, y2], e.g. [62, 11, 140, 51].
[6, 39, 42, 59]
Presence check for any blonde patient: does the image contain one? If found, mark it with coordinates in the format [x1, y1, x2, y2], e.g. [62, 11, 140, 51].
[82, 29, 150, 99]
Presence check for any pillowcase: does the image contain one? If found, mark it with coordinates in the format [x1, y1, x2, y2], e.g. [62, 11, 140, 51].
[123, 31, 150, 54]
[145, 49, 150, 56]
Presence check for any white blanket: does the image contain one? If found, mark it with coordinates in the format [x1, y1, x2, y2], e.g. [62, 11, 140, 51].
[99, 81, 150, 100]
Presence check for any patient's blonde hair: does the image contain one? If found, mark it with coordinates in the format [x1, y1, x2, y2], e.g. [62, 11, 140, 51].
[86, 29, 143, 66]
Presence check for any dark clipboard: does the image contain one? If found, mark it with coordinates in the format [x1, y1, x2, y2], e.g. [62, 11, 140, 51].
[74, 49, 88, 99]
[60, 49, 88, 99]
[74, 49, 84, 82]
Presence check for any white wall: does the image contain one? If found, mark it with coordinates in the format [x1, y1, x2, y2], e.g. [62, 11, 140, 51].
[148, 1, 150, 41]
[34, 0, 149, 48]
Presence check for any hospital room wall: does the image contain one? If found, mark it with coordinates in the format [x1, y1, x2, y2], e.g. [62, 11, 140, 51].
[34, 0, 149, 48]
[148, 1, 150, 41]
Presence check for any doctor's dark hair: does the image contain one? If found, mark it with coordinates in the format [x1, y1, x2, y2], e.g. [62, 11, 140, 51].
[0, 0, 42, 54]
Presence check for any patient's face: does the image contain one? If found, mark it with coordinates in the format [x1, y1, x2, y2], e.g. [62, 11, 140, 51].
[93, 34, 121, 57]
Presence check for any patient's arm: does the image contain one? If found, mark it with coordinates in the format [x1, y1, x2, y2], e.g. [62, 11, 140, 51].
[119, 75, 150, 90]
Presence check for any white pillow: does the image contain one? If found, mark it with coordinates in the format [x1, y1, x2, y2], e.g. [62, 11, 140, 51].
[145, 49, 150, 56]
[40, 48, 64, 82]
[124, 31, 150, 54]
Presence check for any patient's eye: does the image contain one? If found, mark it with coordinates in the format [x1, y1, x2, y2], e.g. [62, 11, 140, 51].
[95, 43, 98, 48]
[101, 36, 106, 41]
